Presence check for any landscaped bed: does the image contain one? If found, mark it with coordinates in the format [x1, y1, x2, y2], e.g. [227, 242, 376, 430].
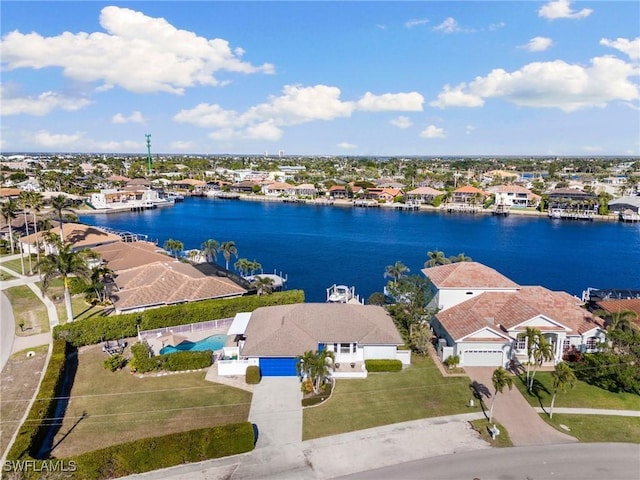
[303, 354, 481, 440]
[48, 344, 252, 458]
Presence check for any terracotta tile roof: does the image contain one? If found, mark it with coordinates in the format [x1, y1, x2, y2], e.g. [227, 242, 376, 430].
[0, 188, 22, 198]
[422, 262, 520, 289]
[111, 261, 246, 311]
[435, 286, 604, 341]
[596, 299, 640, 316]
[407, 186, 443, 196]
[454, 185, 485, 194]
[92, 241, 170, 271]
[241, 303, 404, 357]
[21, 223, 122, 249]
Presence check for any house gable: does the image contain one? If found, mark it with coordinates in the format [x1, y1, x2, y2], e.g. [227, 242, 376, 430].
[459, 326, 512, 343]
[509, 315, 570, 333]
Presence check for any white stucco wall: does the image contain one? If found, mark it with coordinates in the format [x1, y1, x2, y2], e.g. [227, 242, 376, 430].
[435, 288, 519, 311]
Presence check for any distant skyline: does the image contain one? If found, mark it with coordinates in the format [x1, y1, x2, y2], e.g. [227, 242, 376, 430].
[1, 1, 639, 156]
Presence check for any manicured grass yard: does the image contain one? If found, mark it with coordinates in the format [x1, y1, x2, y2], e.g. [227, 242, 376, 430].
[541, 414, 640, 443]
[515, 372, 640, 411]
[42, 278, 105, 324]
[4, 285, 49, 334]
[303, 355, 481, 440]
[50, 344, 252, 458]
[0, 256, 35, 275]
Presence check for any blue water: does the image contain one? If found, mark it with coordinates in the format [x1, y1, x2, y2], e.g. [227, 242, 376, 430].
[80, 197, 640, 303]
[159, 334, 227, 355]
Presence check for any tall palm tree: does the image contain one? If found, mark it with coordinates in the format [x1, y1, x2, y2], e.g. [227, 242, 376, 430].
[51, 194, 73, 242]
[38, 241, 91, 323]
[296, 349, 335, 394]
[529, 336, 554, 391]
[594, 309, 638, 333]
[523, 327, 542, 386]
[1, 199, 18, 254]
[220, 241, 238, 270]
[384, 261, 409, 286]
[17, 191, 33, 274]
[200, 239, 219, 263]
[253, 275, 275, 295]
[249, 260, 262, 276]
[87, 264, 114, 304]
[424, 249, 451, 268]
[549, 362, 577, 419]
[450, 252, 473, 263]
[489, 366, 513, 422]
[234, 258, 251, 277]
[28, 192, 44, 273]
[163, 238, 183, 258]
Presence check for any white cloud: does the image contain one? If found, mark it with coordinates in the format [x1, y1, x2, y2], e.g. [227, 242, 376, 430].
[390, 116, 412, 129]
[431, 56, 639, 112]
[600, 37, 640, 61]
[32, 130, 85, 148]
[538, 0, 593, 20]
[169, 140, 195, 151]
[337, 142, 357, 149]
[0, 6, 274, 95]
[112, 111, 145, 124]
[465, 125, 476, 135]
[420, 125, 446, 139]
[521, 37, 554, 52]
[433, 17, 461, 34]
[357, 92, 424, 111]
[176, 84, 421, 142]
[405, 18, 430, 28]
[0, 88, 91, 116]
[489, 22, 506, 31]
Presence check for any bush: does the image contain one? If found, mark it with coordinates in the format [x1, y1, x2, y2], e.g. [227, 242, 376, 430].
[444, 355, 460, 369]
[103, 354, 126, 372]
[54, 290, 305, 347]
[161, 350, 213, 371]
[365, 359, 403, 372]
[70, 422, 255, 479]
[129, 342, 159, 373]
[245, 365, 261, 384]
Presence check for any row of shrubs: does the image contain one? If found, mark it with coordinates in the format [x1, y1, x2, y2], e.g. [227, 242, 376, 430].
[128, 343, 213, 373]
[68, 422, 255, 479]
[6, 339, 69, 463]
[53, 290, 305, 347]
[364, 359, 403, 372]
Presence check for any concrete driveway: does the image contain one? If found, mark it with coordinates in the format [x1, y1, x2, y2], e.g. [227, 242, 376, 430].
[465, 367, 577, 446]
[248, 377, 303, 449]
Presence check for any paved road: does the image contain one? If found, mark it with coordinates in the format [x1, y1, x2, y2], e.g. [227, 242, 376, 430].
[340, 442, 640, 480]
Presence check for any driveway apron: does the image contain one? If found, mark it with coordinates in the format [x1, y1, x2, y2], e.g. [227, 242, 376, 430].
[248, 377, 303, 449]
[465, 367, 577, 446]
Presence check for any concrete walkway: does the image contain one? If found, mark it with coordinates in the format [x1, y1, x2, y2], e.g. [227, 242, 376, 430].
[465, 367, 577, 446]
[534, 407, 640, 417]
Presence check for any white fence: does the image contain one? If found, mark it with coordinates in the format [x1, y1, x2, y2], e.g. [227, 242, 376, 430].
[217, 358, 258, 376]
[396, 349, 412, 365]
[139, 318, 234, 339]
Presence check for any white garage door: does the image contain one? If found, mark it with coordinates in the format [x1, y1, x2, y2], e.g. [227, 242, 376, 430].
[463, 350, 503, 367]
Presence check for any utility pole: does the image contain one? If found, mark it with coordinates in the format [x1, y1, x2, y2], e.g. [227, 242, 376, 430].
[145, 134, 152, 175]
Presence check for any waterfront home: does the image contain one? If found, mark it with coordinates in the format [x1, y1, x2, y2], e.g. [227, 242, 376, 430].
[230, 180, 258, 193]
[423, 262, 606, 367]
[19, 222, 122, 255]
[92, 240, 172, 271]
[451, 185, 487, 205]
[171, 178, 206, 194]
[608, 196, 640, 221]
[365, 187, 401, 203]
[592, 298, 640, 330]
[486, 185, 540, 209]
[226, 303, 408, 377]
[88, 187, 172, 211]
[264, 181, 295, 196]
[405, 186, 444, 205]
[294, 183, 317, 197]
[327, 185, 349, 199]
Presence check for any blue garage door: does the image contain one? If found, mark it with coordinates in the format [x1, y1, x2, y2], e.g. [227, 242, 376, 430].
[259, 357, 298, 376]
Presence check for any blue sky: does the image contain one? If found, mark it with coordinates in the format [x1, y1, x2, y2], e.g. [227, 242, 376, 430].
[1, 1, 639, 156]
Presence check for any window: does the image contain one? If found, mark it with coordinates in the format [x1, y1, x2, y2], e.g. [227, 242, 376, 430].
[562, 339, 571, 351]
[516, 336, 527, 351]
[586, 337, 597, 350]
[335, 343, 351, 354]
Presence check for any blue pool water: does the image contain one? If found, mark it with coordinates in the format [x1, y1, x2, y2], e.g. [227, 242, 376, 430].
[159, 334, 227, 355]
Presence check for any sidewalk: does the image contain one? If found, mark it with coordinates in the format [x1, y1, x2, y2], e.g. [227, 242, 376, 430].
[465, 367, 577, 446]
[534, 407, 640, 417]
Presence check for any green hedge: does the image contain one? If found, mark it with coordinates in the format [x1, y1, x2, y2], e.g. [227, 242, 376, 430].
[364, 359, 403, 372]
[6, 339, 70, 462]
[245, 365, 261, 384]
[69, 422, 255, 480]
[54, 290, 305, 347]
[129, 343, 213, 373]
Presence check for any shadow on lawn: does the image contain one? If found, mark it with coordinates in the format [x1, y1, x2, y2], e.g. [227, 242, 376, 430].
[469, 381, 491, 420]
[516, 374, 551, 413]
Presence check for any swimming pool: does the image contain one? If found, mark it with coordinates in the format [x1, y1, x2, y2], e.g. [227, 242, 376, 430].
[159, 334, 227, 355]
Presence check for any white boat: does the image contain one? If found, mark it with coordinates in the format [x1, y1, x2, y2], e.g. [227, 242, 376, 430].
[326, 284, 363, 304]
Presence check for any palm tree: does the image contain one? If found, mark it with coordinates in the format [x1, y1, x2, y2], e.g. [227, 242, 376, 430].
[38, 241, 91, 323]
[384, 261, 409, 286]
[87, 264, 114, 304]
[234, 258, 251, 277]
[17, 191, 33, 274]
[249, 260, 262, 276]
[200, 239, 219, 263]
[489, 366, 513, 422]
[163, 238, 184, 258]
[424, 249, 451, 268]
[296, 349, 335, 394]
[549, 362, 577, 419]
[220, 241, 238, 270]
[51, 194, 73, 241]
[523, 327, 542, 386]
[1, 199, 18, 254]
[27, 192, 44, 273]
[594, 309, 638, 333]
[529, 336, 554, 391]
[253, 275, 275, 295]
[450, 252, 472, 263]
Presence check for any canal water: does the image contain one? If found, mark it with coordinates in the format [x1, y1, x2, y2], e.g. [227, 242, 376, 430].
[80, 197, 640, 303]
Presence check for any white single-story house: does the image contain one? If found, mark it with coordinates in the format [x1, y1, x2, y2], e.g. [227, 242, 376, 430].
[423, 262, 606, 367]
[226, 303, 409, 378]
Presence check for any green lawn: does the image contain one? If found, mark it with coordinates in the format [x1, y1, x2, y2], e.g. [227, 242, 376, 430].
[0, 269, 16, 281]
[50, 344, 252, 458]
[0, 256, 36, 275]
[515, 372, 640, 411]
[541, 414, 640, 443]
[470, 419, 512, 447]
[303, 355, 481, 440]
[4, 285, 50, 334]
[40, 278, 105, 324]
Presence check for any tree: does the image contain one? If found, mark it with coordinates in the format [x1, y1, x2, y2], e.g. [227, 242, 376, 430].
[296, 349, 335, 394]
[234, 258, 251, 276]
[549, 362, 576, 419]
[384, 261, 409, 286]
[38, 241, 91, 323]
[249, 260, 262, 275]
[522, 327, 542, 387]
[86, 264, 114, 304]
[27, 192, 45, 273]
[489, 366, 513, 422]
[386, 275, 433, 338]
[253, 275, 275, 295]
[17, 191, 33, 274]
[450, 252, 472, 263]
[594, 309, 639, 333]
[529, 336, 554, 391]
[0, 199, 18, 254]
[51, 194, 74, 241]
[220, 241, 238, 270]
[424, 250, 451, 268]
[200, 239, 219, 263]
[163, 238, 184, 258]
